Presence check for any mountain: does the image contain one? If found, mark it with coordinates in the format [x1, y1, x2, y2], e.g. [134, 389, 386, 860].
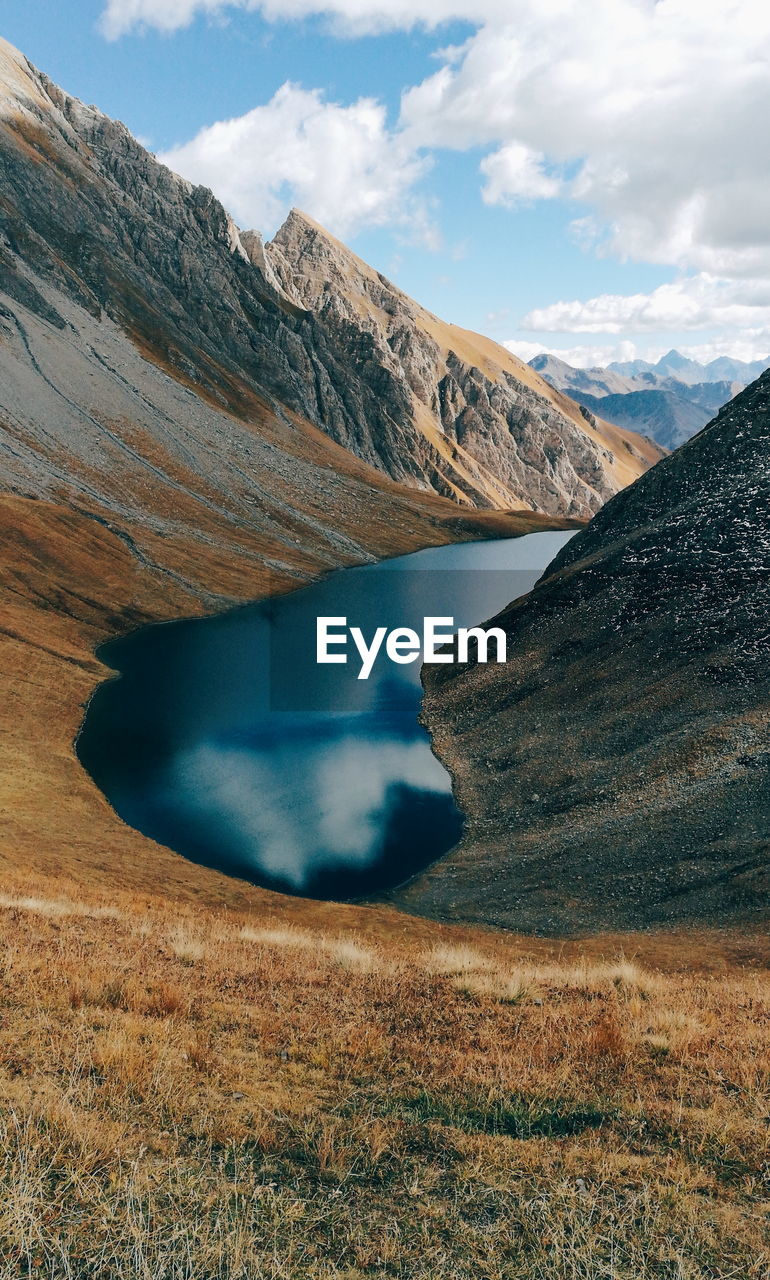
[650, 348, 710, 384]
[605, 348, 767, 386]
[0, 38, 662, 533]
[705, 354, 769, 382]
[530, 348, 760, 450]
[603, 349, 767, 383]
[564, 382, 742, 451]
[528, 353, 639, 397]
[391, 371, 770, 933]
[0, 38, 664, 900]
[265, 210, 663, 515]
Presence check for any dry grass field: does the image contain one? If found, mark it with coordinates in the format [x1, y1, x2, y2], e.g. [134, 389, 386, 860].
[0, 874, 768, 1279]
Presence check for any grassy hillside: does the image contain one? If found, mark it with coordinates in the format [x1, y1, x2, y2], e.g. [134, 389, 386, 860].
[1, 874, 768, 1278]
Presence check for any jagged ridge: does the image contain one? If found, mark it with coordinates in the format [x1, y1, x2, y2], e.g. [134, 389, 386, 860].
[267, 209, 663, 515]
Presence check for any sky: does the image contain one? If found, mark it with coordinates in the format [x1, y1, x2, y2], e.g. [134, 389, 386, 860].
[3, 0, 770, 369]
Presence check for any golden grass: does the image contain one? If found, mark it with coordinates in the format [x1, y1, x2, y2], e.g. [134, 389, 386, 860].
[240, 924, 377, 973]
[0, 893, 120, 920]
[0, 879, 768, 1278]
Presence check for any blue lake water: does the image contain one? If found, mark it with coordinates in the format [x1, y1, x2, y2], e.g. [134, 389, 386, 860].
[77, 531, 573, 899]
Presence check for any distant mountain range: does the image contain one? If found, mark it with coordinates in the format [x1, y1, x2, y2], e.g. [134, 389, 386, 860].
[607, 349, 768, 384]
[529, 349, 769, 450]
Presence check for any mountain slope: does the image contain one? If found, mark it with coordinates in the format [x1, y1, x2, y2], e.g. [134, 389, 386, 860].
[529, 353, 642, 398]
[0, 36, 660, 529]
[267, 210, 663, 514]
[390, 374, 770, 934]
[568, 386, 730, 451]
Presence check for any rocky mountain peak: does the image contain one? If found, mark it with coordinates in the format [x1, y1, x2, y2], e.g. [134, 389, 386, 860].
[267, 210, 663, 515]
[0, 39, 661, 527]
[269, 207, 419, 328]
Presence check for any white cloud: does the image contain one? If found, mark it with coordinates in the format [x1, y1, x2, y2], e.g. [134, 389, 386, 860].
[158, 83, 433, 241]
[480, 142, 560, 206]
[107, 0, 770, 356]
[521, 275, 770, 335]
[99, 0, 506, 39]
[103, 0, 770, 274]
[397, 0, 770, 281]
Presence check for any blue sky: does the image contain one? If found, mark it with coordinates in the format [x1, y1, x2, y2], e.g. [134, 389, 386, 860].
[4, 0, 769, 368]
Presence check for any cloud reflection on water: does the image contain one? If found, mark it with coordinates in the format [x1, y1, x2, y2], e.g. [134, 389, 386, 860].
[165, 727, 453, 890]
[76, 533, 574, 899]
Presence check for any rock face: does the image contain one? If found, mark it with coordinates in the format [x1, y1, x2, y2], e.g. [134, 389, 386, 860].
[0, 50, 436, 532]
[0, 39, 660, 541]
[391, 375, 770, 934]
[267, 212, 663, 515]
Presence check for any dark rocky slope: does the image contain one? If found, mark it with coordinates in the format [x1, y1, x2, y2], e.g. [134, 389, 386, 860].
[389, 374, 770, 933]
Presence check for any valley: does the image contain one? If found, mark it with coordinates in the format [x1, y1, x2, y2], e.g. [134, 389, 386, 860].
[0, 31, 767, 1279]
